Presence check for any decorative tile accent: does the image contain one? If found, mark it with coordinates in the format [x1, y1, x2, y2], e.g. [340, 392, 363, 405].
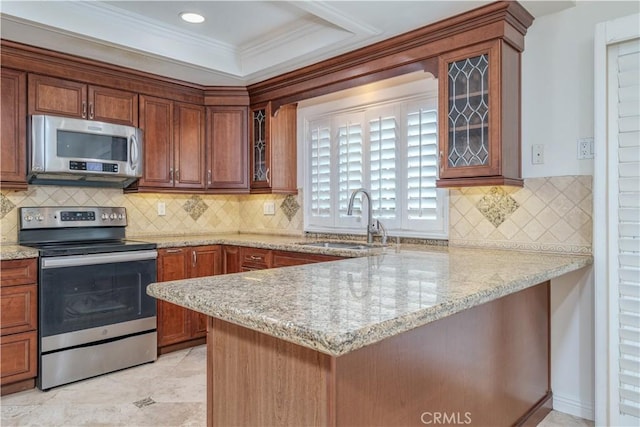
[450, 176, 593, 254]
[183, 195, 208, 221]
[0, 193, 16, 219]
[280, 195, 300, 222]
[133, 397, 156, 408]
[476, 187, 519, 227]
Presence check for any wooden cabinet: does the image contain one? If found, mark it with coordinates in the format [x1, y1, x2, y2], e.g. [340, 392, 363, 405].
[1, 68, 27, 190]
[206, 106, 249, 192]
[250, 102, 297, 194]
[271, 250, 343, 268]
[0, 258, 37, 395]
[222, 245, 241, 274]
[437, 40, 522, 187]
[239, 247, 272, 271]
[135, 96, 205, 191]
[28, 74, 138, 126]
[157, 246, 221, 352]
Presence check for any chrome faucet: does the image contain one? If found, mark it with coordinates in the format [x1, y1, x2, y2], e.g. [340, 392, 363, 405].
[347, 188, 383, 245]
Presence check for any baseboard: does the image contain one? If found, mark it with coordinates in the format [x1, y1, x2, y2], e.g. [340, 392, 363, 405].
[553, 394, 594, 421]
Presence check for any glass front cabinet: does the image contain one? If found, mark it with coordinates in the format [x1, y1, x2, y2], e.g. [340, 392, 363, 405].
[250, 102, 298, 194]
[437, 39, 523, 187]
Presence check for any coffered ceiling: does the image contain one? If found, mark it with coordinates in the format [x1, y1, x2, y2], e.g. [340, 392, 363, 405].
[0, 1, 574, 87]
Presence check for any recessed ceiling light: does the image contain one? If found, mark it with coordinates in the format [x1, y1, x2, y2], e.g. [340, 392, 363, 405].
[180, 12, 205, 24]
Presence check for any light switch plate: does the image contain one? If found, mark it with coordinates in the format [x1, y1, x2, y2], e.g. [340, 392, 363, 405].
[157, 202, 166, 216]
[532, 144, 544, 164]
[263, 202, 275, 216]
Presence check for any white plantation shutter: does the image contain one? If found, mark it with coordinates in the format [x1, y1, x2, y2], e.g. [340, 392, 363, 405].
[613, 38, 640, 420]
[338, 121, 363, 217]
[406, 108, 439, 220]
[369, 115, 397, 219]
[310, 124, 331, 218]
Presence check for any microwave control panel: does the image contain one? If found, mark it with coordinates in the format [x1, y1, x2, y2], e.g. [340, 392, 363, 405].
[69, 161, 119, 173]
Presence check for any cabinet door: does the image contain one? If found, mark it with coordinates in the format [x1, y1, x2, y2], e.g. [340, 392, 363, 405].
[28, 74, 87, 118]
[88, 85, 138, 126]
[271, 251, 342, 268]
[239, 247, 272, 270]
[0, 68, 27, 189]
[206, 107, 248, 191]
[0, 285, 37, 336]
[0, 331, 37, 386]
[139, 95, 174, 188]
[174, 102, 205, 189]
[269, 104, 298, 193]
[438, 41, 501, 180]
[157, 248, 191, 347]
[250, 104, 271, 190]
[188, 245, 221, 338]
[222, 246, 241, 274]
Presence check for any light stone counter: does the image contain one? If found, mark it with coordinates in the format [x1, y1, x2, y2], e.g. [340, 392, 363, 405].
[0, 244, 39, 261]
[147, 246, 592, 356]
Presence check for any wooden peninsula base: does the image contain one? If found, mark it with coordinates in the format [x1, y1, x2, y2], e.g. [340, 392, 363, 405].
[206, 281, 551, 426]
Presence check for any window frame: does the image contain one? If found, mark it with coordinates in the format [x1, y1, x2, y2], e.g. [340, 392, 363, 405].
[300, 80, 448, 239]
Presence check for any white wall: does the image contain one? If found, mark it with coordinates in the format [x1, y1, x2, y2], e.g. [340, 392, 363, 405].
[522, 0, 639, 178]
[522, 0, 639, 419]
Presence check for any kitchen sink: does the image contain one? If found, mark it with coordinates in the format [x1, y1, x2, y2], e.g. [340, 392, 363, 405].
[297, 241, 372, 250]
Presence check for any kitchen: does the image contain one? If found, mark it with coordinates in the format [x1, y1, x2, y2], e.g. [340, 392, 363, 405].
[0, 1, 638, 426]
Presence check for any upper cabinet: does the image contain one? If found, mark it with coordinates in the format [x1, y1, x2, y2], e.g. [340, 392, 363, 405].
[436, 39, 523, 187]
[28, 74, 138, 126]
[132, 95, 205, 191]
[206, 106, 249, 192]
[1, 68, 27, 190]
[250, 102, 297, 194]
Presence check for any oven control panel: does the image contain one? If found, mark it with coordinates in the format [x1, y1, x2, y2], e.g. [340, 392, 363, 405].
[20, 207, 127, 229]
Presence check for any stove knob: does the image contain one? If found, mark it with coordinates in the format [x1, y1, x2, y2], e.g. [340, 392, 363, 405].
[35, 214, 44, 222]
[101, 213, 108, 220]
[24, 215, 33, 222]
[109, 213, 117, 220]
[118, 214, 124, 220]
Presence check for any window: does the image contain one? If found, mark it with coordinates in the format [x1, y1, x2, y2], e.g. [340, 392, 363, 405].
[302, 80, 448, 239]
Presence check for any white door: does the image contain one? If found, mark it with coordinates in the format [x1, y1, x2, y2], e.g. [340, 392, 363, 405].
[594, 13, 640, 426]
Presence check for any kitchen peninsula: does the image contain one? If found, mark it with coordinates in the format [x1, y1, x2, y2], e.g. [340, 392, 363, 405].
[148, 245, 591, 426]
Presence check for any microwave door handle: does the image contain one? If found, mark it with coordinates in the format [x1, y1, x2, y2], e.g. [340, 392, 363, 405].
[129, 134, 139, 170]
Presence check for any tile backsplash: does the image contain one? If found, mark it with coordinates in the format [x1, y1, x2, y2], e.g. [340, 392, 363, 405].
[449, 176, 592, 254]
[1, 176, 591, 255]
[0, 186, 304, 242]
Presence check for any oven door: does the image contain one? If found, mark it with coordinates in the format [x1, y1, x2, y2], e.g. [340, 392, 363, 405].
[39, 250, 157, 352]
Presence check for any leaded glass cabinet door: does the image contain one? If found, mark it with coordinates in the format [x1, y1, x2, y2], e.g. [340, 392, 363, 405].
[250, 103, 271, 190]
[438, 40, 503, 183]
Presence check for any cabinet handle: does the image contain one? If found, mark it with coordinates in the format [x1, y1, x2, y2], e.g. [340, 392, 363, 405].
[165, 248, 183, 253]
[192, 250, 197, 267]
[207, 170, 212, 185]
[250, 255, 262, 261]
[169, 168, 174, 182]
[439, 151, 444, 175]
[82, 101, 87, 119]
[89, 103, 94, 119]
[265, 168, 270, 184]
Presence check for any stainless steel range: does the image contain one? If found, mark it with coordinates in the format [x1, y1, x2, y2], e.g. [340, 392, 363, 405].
[18, 206, 158, 391]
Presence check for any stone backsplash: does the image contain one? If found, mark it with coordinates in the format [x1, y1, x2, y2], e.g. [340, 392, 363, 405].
[0, 186, 303, 243]
[449, 176, 592, 254]
[1, 176, 591, 254]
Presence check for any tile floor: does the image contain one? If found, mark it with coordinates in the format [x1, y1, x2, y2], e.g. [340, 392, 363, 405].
[1, 344, 594, 427]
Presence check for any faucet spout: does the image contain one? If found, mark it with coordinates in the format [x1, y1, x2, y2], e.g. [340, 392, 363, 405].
[347, 188, 375, 244]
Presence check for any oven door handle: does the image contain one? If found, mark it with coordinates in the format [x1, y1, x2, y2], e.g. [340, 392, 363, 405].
[41, 250, 158, 269]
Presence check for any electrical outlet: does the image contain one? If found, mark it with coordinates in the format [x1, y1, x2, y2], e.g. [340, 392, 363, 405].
[157, 202, 166, 216]
[263, 202, 275, 216]
[532, 144, 544, 164]
[577, 138, 594, 159]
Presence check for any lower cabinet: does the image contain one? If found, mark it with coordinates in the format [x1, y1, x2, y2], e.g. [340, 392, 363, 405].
[0, 258, 38, 395]
[157, 246, 221, 353]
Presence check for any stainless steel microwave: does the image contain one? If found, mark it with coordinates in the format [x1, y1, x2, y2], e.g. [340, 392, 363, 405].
[29, 114, 143, 187]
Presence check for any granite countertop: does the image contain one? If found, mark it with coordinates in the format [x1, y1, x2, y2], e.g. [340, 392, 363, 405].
[148, 246, 592, 356]
[0, 244, 39, 261]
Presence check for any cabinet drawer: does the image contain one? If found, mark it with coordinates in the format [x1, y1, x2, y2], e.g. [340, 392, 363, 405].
[0, 331, 37, 385]
[239, 247, 272, 269]
[0, 285, 37, 335]
[272, 251, 343, 268]
[0, 259, 37, 287]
